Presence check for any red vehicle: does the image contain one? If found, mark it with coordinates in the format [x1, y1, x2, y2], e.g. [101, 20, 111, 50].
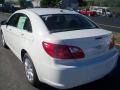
[80, 9, 97, 16]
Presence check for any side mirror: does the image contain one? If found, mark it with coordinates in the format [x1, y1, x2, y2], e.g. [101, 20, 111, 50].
[1, 20, 7, 25]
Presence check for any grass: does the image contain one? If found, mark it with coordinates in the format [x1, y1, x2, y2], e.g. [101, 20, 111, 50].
[113, 32, 120, 44]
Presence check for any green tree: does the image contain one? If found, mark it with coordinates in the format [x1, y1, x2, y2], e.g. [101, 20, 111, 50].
[40, 0, 60, 8]
[80, 1, 87, 7]
[19, 0, 26, 8]
[92, 0, 120, 7]
[0, 0, 4, 4]
[103, 0, 120, 7]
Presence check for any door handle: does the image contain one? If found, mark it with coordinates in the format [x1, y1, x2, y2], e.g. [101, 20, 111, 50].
[21, 33, 24, 36]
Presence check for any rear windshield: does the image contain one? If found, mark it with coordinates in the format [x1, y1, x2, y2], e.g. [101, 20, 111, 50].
[40, 14, 99, 33]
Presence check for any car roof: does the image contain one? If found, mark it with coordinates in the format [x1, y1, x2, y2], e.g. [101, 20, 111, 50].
[20, 8, 78, 15]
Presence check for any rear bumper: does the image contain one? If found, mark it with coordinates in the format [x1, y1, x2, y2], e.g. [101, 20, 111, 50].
[38, 49, 119, 89]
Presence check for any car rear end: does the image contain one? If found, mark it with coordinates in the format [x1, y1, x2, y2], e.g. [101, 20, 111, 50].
[34, 11, 119, 89]
[91, 11, 97, 16]
[40, 29, 118, 89]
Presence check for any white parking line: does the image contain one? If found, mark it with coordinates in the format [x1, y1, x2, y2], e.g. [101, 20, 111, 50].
[99, 23, 120, 29]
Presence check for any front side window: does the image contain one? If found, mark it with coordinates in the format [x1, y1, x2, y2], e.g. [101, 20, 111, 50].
[7, 14, 19, 27]
[40, 14, 99, 33]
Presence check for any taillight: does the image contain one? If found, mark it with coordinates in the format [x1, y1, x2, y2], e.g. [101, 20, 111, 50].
[109, 35, 115, 49]
[42, 41, 85, 59]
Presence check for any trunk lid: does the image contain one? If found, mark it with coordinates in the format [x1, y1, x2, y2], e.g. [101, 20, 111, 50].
[46, 29, 112, 58]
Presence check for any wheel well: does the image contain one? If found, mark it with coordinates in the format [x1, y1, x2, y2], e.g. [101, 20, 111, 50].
[21, 49, 27, 62]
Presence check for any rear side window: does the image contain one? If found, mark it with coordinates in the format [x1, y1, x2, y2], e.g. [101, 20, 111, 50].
[17, 16, 27, 29]
[40, 14, 99, 33]
[16, 14, 32, 32]
[24, 17, 32, 32]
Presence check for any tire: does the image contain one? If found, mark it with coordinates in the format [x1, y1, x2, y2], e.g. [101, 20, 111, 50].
[23, 53, 39, 86]
[1, 32, 8, 48]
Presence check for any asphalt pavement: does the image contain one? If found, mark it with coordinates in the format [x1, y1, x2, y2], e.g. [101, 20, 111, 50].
[0, 13, 120, 90]
[90, 16, 120, 32]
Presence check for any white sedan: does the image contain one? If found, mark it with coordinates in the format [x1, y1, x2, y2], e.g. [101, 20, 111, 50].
[0, 8, 119, 89]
